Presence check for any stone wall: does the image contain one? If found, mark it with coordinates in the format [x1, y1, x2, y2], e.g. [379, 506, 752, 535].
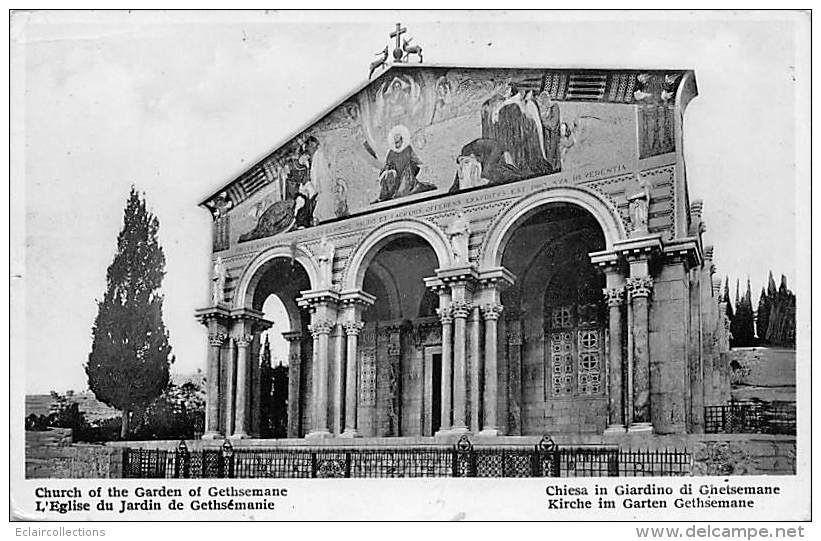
[691, 435, 796, 476]
[25, 429, 123, 479]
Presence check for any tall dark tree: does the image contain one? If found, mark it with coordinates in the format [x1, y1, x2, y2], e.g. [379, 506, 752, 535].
[766, 275, 796, 347]
[258, 335, 274, 437]
[86, 187, 173, 438]
[732, 278, 756, 347]
[722, 276, 734, 323]
[756, 286, 770, 342]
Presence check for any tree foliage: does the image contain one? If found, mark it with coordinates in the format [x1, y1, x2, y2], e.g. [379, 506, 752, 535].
[85, 187, 173, 437]
[731, 278, 756, 347]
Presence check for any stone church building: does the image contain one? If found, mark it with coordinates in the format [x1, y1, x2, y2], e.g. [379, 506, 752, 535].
[195, 64, 730, 441]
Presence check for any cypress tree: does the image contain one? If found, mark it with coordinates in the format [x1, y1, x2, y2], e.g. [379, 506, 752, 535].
[258, 335, 273, 437]
[86, 187, 173, 438]
[756, 285, 770, 343]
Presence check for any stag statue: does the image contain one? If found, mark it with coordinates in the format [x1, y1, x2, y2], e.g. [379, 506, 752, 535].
[369, 46, 389, 79]
[402, 37, 423, 63]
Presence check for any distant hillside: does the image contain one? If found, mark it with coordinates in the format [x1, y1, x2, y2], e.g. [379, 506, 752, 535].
[25, 371, 204, 422]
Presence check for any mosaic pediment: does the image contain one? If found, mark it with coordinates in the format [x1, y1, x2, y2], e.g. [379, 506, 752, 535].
[202, 66, 689, 247]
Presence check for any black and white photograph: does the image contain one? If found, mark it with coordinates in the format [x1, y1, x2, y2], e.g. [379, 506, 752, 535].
[9, 9, 810, 524]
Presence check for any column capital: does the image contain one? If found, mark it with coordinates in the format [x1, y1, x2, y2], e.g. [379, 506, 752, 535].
[308, 319, 335, 336]
[208, 332, 227, 347]
[602, 286, 626, 307]
[436, 305, 454, 324]
[451, 300, 473, 319]
[343, 320, 365, 336]
[481, 303, 504, 320]
[626, 276, 654, 298]
[282, 330, 303, 343]
[235, 333, 253, 348]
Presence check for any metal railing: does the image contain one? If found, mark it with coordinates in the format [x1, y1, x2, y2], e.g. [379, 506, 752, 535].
[704, 400, 796, 435]
[121, 436, 692, 479]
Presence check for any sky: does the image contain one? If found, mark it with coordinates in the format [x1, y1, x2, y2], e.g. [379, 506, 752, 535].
[13, 11, 808, 394]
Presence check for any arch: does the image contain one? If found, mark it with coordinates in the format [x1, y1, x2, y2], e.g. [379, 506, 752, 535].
[343, 218, 452, 290]
[480, 185, 627, 268]
[233, 243, 320, 311]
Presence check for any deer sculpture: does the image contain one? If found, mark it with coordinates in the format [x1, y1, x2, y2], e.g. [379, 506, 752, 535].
[369, 46, 389, 79]
[402, 37, 423, 63]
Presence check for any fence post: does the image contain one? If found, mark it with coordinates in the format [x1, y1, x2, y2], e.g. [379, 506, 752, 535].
[176, 440, 190, 479]
[221, 439, 234, 478]
[454, 435, 473, 477]
[535, 435, 558, 477]
[344, 452, 352, 478]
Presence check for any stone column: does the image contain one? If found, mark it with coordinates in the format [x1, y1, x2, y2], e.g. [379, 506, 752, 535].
[603, 284, 626, 432]
[223, 337, 236, 436]
[283, 331, 302, 438]
[450, 300, 471, 433]
[250, 334, 261, 437]
[332, 324, 346, 435]
[341, 321, 364, 437]
[469, 304, 482, 433]
[480, 303, 503, 436]
[436, 305, 453, 434]
[627, 275, 654, 431]
[204, 331, 226, 439]
[506, 316, 523, 436]
[232, 333, 253, 438]
[307, 319, 334, 438]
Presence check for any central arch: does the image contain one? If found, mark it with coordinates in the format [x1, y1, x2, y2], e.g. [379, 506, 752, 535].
[480, 185, 626, 269]
[343, 218, 452, 291]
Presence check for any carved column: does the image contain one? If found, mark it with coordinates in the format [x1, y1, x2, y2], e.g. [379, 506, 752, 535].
[603, 285, 626, 432]
[232, 333, 253, 438]
[341, 321, 364, 437]
[307, 319, 334, 438]
[332, 324, 346, 435]
[627, 275, 654, 431]
[204, 331, 226, 438]
[469, 304, 482, 433]
[480, 303, 503, 435]
[282, 331, 303, 438]
[223, 337, 236, 436]
[436, 305, 454, 434]
[450, 300, 471, 433]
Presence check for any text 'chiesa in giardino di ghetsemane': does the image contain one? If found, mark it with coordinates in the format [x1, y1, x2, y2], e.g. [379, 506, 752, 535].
[195, 39, 730, 444]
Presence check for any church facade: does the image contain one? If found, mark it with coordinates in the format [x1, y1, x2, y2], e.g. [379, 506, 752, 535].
[195, 65, 730, 441]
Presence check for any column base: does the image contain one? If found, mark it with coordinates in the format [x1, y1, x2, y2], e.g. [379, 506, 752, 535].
[449, 425, 469, 435]
[604, 424, 627, 434]
[477, 428, 500, 437]
[305, 429, 333, 440]
[338, 429, 360, 438]
[434, 428, 453, 439]
[229, 432, 250, 440]
[627, 422, 654, 433]
[201, 431, 223, 440]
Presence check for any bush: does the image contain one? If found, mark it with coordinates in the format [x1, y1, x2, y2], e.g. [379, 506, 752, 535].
[130, 383, 205, 441]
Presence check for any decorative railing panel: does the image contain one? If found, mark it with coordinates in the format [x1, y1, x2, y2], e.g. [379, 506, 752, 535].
[122, 436, 691, 479]
[704, 401, 796, 435]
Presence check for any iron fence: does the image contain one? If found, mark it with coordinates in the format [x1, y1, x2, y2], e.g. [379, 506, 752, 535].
[122, 436, 691, 479]
[704, 400, 796, 435]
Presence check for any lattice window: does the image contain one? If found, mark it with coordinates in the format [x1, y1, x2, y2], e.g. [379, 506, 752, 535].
[577, 330, 602, 395]
[550, 331, 574, 396]
[551, 306, 573, 329]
